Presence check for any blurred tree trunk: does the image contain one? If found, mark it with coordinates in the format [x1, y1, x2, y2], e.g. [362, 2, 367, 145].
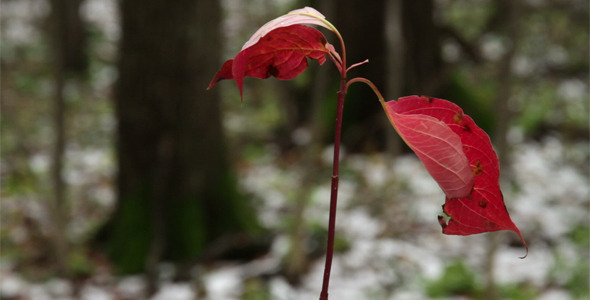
[384, 0, 404, 156]
[329, 0, 443, 152]
[334, 0, 387, 152]
[485, 1, 521, 299]
[401, 0, 442, 95]
[99, 0, 259, 277]
[48, 0, 87, 276]
[50, 0, 88, 75]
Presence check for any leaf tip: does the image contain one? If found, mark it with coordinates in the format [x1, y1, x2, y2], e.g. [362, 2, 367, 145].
[519, 247, 528, 259]
[516, 230, 528, 259]
[208, 59, 234, 91]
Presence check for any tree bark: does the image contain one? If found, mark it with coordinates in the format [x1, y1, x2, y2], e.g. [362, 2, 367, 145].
[50, 0, 88, 75]
[401, 0, 442, 95]
[48, 0, 88, 277]
[384, 0, 404, 156]
[327, 0, 443, 152]
[485, 2, 520, 299]
[334, 0, 388, 152]
[100, 0, 258, 276]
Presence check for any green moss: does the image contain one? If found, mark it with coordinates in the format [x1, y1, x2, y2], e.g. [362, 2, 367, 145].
[444, 70, 496, 134]
[242, 277, 270, 300]
[216, 170, 263, 235]
[68, 246, 94, 278]
[498, 282, 539, 300]
[106, 188, 153, 274]
[551, 237, 589, 299]
[165, 195, 207, 262]
[309, 222, 350, 253]
[568, 225, 590, 249]
[563, 259, 589, 299]
[425, 260, 482, 298]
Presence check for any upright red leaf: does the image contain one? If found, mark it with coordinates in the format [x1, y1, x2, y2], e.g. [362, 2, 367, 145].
[384, 95, 527, 255]
[241, 6, 336, 50]
[207, 24, 330, 100]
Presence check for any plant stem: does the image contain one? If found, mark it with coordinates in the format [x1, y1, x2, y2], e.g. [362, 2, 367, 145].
[319, 78, 347, 300]
[346, 77, 384, 103]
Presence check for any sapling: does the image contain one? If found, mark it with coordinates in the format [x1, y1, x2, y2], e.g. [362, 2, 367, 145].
[208, 7, 526, 300]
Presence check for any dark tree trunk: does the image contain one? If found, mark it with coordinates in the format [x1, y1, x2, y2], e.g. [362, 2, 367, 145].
[486, 2, 520, 299]
[401, 0, 442, 95]
[384, 0, 404, 156]
[50, 0, 88, 75]
[328, 0, 443, 152]
[48, 0, 88, 277]
[334, 0, 388, 152]
[101, 0, 259, 275]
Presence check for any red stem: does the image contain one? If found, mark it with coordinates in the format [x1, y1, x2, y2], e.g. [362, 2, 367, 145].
[319, 78, 347, 300]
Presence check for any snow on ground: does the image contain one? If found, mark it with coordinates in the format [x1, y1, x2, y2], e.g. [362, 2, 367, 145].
[216, 136, 588, 300]
[1, 137, 588, 299]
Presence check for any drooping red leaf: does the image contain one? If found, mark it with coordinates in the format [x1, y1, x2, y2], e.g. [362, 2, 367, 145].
[208, 24, 330, 99]
[384, 98, 475, 199]
[384, 95, 527, 256]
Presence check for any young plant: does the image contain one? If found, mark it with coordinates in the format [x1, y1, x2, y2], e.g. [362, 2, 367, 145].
[208, 7, 527, 300]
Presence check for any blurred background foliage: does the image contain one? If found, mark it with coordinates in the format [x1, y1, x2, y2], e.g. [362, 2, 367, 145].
[1, 0, 588, 299]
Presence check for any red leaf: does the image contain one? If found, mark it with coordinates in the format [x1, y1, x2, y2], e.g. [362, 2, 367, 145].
[385, 95, 527, 256]
[384, 98, 475, 199]
[241, 7, 335, 50]
[208, 24, 330, 99]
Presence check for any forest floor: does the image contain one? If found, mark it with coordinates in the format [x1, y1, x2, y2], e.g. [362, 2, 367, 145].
[2, 136, 589, 299]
